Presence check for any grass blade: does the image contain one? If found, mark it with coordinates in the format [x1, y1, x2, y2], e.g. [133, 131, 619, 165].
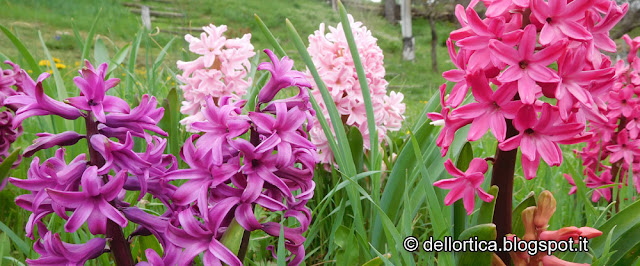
[38, 31, 74, 133]
[0, 25, 40, 72]
[81, 8, 102, 62]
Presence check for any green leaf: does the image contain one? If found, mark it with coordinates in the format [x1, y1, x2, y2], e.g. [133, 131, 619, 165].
[0, 25, 40, 72]
[254, 14, 287, 57]
[456, 223, 497, 266]
[373, 92, 440, 249]
[511, 192, 536, 238]
[0, 149, 21, 183]
[81, 9, 102, 62]
[94, 37, 109, 65]
[348, 126, 364, 173]
[475, 186, 499, 226]
[0, 221, 29, 256]
[107, 43, 131, 74]
[220, 219, 247, 255]
[362, 254, 391, 266]
[277, 220, 286, 266]
[338, 0, 379, 176]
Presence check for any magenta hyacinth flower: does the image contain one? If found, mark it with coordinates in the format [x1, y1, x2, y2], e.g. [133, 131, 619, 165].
[46, 166, 128, 234]
[166, 208, 242, 266]
[500, 104, 585, 179]
[249, 103, 314, 166]
[66, 60, 130, 122]
[190, 96, 250, 165]
[257, 49, 311, 105]
[4, 72, 82, 128]
[28, 231, 106, 266]
[585, 169, 614, 202]
[606, 129, 640, 165]
[489, 24, 565, 104]
[450, 70, 521, 142]
[89, 133, 152, 175]
[434, 158, 494, 215]
[530, 0, 593, 45]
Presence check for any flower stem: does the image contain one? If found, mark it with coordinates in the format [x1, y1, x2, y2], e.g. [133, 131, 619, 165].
[490, 118, 519, 265]
[85, 113, 134, 266]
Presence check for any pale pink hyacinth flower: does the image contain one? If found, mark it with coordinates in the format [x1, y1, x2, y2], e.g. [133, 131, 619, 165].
[177, 24, 256, 131]
[306, 15, 405, 164]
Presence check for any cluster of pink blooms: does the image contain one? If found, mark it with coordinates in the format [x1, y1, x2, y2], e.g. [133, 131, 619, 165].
[177, 24, 256, 131]
[8, 49, 316, 265]
[564, 34, 640, 203]
[429, 0, 629, 216]
[305, 15, 406, 164]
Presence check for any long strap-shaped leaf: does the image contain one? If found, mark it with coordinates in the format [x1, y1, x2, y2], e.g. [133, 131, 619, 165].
[285, 18, 369, 256]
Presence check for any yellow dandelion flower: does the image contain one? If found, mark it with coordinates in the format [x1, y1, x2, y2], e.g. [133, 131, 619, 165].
[406, 130, 410, 134]
[47, 70, 53, 74]
[75, 61, 81, 67]
[55, 63, 66, 69]
[52, 57, 61, 63]
[122, 73, 126, 77]
[38, 60, 50, 67]
[27, 70, 33, 74]
[166, 76, 171, 81]
[171, 82, 175, 86]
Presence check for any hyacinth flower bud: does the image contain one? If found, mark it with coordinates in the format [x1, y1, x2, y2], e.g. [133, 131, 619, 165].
[578, 226, 603, 239]
[534, 190, 556, 229]
[539, 226, 581, 242]
[505, 234, 528, 265]
[521, 206, 537, 241]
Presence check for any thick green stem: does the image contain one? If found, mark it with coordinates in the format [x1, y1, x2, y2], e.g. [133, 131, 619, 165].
[490, 119, 518, 265]
[85, 113, 134, 266]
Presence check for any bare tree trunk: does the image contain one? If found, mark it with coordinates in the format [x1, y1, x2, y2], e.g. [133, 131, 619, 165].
[385, 0, 397, 24]
[401, 0, 414, 61]
[429, 14, 438, 72]
[331, 0, 337, 11]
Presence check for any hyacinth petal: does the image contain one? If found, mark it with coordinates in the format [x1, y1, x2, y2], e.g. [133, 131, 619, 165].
[465, 8, 490, 36]
[65, 96, 91, 110]
[462, 187, 475, 215]
[433, 178, 460, 189]
[241, 173, 264, 203]
[443, 182, 466, 206]
[235, 203, 262, 231]
[91, 103, 107, 123]
[102, 96, 131, 114]
[499, 134, 522, 151]
[527, 65, 559, 82]
[489, 41, 520, 65]
[23, 131, 85, 157]
[98, 201, 128, 228]
[521, 152, 540, 180]
[45, 189, 86, 209]
[81, 166, 101, 197]
[444, 159, 465, 178]
[489, 112, 507, 142]
[451, 102, 488, 119]
[513, 105, 537, 132]
[559, 21, 592, 41]
[537, 138, 562, 166]
[498, 67, 524, 83]
[519, 25, 537, 59]
[100, 170, 126, 201]
[208, 197, 239, 231]
[467, 114, 490, 141]
[467, 158, 489, 174]
[172, 180, 207, 205]
[64, 202, 93, 233]
[209, 240, 242, 266]
[179, 242, 209, 266]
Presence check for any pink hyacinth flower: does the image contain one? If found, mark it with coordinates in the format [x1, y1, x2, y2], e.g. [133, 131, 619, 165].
[433, 158, 494, 215]
[489, 24, 565, 104]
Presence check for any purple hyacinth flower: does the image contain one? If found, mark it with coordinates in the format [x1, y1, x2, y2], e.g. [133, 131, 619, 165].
[257, 49, 311, 105]
[28, 231, 106, 266]
[90, 133, 152, 175]
[165, 135, 239, 210]
[191, 96, 250, 165]
[232, 138, 295, 204]
[66, 60, 130, 122]
[23, 131, 85, 157]
[103, 94, 167, 140]
[4, 72, 82, 128]
[46, 166, 128, 234]
[0, 110, 22, 158]
[166, 208, 242, 266]
[249, 103, 313, 166]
